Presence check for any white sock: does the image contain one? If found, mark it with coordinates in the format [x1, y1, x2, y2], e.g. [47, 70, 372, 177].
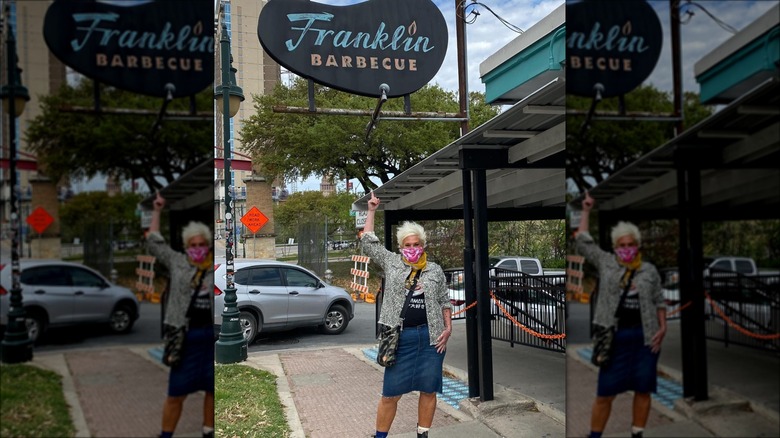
[417, 425, 430, 434]
[203, 426, 214, 434]
[631, 426, 644, 435]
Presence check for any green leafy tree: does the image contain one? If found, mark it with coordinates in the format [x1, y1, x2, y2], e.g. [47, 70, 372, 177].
[274, 191, 359, 243]
[59, 191, 143, 243]
[487, 220, 568, 269]
[566, 86, 714, 193]
[240, 78, 500, 192]
[25, 80, 213, 191]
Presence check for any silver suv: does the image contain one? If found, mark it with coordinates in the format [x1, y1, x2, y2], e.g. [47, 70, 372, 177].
[214, 259, 354, 344]
[0, 260, 140, 343]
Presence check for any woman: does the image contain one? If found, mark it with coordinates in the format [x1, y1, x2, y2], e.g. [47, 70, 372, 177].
[576, 192, 666, 438]
[362, 192, 453, 438]
[147, 192, 214, 438]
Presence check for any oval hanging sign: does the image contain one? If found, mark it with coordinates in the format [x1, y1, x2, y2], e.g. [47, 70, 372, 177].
[566, 0, 663, 98]
[258, 0, 448, 98]
[43, 0, 214, 98]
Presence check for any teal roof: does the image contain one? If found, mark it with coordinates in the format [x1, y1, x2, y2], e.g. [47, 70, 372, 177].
[482, 25, 565, 105]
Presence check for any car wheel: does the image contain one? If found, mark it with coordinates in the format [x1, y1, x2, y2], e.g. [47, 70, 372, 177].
[321, 304, 349, 335]
[25, 311, 47, 344]
[109, 305, 135, 334]
[239, 311, 260, 344]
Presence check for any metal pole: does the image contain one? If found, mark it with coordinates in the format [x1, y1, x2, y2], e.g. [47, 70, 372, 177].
[473, 169, 493, 401]
[455, 0, 470, 136]
[324, 216, 328, 272]
[670, 0, 684, 135]
[461, 169, 480, 397]
[1, 18, 33, 363]
[215, 19, 247, 364]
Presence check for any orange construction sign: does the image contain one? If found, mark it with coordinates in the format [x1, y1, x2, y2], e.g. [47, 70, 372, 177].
[241, 206, 269, 234]
[26, 206, 54, 234]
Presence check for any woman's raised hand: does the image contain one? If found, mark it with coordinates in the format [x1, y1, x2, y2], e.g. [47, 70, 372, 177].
[153, 190, 166, 211]
[582, 190, 594, 212]
[368, 191, 380, 211]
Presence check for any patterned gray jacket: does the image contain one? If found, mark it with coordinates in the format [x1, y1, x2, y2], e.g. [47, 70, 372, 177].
[146, 231, 214, 328]
[360, 231, 452, 345]
[575, 231, 665, 345]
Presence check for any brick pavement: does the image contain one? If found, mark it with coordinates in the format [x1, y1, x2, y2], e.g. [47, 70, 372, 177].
[279, 348, 460, 438]
[566, 355, 673, 438]
[65, 348, 204, 437]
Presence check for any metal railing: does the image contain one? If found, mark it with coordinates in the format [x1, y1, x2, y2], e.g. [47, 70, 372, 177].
[704, 270, 780, 352]
[445, 268, 567, 352]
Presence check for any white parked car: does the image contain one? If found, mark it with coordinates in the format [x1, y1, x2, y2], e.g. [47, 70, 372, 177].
[0, 260, 139, 343]
[214, 259, 354, 344]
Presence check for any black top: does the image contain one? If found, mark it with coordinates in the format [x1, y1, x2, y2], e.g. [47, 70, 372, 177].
[616, 288, 642, 329]
[187, 288, 213, 328]
[402, 291, 427, 328]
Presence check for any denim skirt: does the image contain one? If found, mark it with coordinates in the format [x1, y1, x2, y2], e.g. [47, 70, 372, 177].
[382, 324, 445, 397]
[168, 326, 215, 396]
[597, 325, 658, 396]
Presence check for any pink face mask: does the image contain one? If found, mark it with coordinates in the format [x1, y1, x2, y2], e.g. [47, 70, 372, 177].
[401, 246, 424, 263]
[186, 246, 209, 263]
[615, 246, 638, 263]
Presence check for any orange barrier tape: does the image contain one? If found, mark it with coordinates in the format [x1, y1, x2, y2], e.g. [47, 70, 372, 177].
[667, 301, 692, 316]
[489, 292, 566, 340]
[449, 297, 567, 340]
[452, 301, 477, 317]
[351, 255, 370, 263]
[704, 291, 780, 340]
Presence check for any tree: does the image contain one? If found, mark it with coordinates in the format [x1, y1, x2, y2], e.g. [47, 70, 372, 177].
[25, 79, 213, 191]
[240, 78, 500, 192]
[59, 191, 143, 243]
[566, 85, 714, 193]
[273, 191, 359, 243]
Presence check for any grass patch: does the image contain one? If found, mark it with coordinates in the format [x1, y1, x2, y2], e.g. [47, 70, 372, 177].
[215, 364, 290, 438]
[0, 364, 75, 438]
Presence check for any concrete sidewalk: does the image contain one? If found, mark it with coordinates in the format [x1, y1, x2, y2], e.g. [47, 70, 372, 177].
[243, 345, 565, 438]
[238, 314, 568, 438]
[31, 344, 206, 438]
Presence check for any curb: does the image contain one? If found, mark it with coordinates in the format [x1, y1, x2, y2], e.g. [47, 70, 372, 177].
[30, 353, 90, 438]
[242, 353, 306, 438]
[443, 357, 566, 425]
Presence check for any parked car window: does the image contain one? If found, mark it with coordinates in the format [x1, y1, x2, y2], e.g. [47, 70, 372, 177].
[69, 268, 106, 287]
[519, 260, 540, 275]
[20, 266, 70, 286]
[734, 260, 753, 274]
[711, 259, 731, 271]
[284, 268, 318, 288]
[250, 267, 283, 286]
[497, 260, 518, 271]
[234, 268, 252, 285]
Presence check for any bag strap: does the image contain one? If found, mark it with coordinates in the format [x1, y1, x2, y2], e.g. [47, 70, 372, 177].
[399, 269, 422, 322]
[613, 269, 636, 318]
[185, 268, 207, 319]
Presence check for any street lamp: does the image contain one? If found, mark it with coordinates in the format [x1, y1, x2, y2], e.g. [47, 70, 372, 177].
[1, 17, 33, 363]
[214, 20, 247, 364]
